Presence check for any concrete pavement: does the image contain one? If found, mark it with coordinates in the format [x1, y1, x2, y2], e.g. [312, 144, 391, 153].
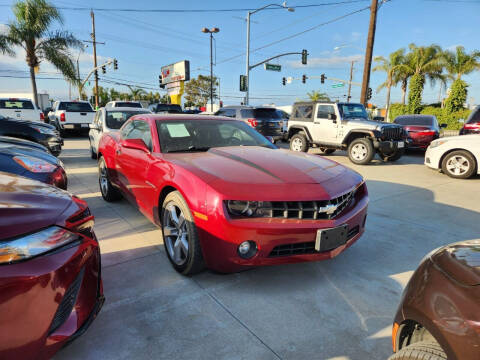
[55, 138, 480, 360]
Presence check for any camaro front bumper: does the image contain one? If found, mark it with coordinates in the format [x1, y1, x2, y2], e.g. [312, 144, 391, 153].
[196, 194, 368, 273]
[0, 234, 103, 360]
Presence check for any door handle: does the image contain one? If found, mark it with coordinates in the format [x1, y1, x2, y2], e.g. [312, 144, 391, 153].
[116, 149, 121, 155]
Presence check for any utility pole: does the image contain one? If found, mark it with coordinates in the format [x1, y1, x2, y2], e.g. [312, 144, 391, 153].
[347, 61, 356, 103]
[91, 10, 99, 109]
[245, 12, 251, 106]
[360, 0, 379, 105]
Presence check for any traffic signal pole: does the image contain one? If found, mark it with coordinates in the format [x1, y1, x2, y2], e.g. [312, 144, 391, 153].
[91, 10, 99, 109]
[360, 0, 379, 105]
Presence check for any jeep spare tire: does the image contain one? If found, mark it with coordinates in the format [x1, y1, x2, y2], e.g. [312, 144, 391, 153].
[290, 133, 308, 152]
[348, 138, 375, 165]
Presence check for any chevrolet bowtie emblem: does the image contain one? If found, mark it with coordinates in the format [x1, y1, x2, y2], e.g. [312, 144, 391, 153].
[318, 204, 338, 215]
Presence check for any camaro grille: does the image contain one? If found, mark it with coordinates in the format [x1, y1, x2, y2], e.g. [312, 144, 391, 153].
[269, 225, 360, 257]
[268, 190, 355, 220]
[382, 127, 404, 140]
[48, 268, 84, 335]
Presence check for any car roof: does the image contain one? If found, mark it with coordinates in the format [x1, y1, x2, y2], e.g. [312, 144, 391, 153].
[105, 107, 149, 111]
[138, 114, 235, 122]
[221, 105, 276, 109]
[0, 97, 33, 101]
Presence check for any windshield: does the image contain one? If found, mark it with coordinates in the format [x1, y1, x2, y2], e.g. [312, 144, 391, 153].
[394, 116, 433, 126]
[338, 104, 369, 119]
[59, 102, 94, 112]
[157, 119, 276, 153]
[106, 110, 150, 129]
[115, 102, 142, 108]
[0, 100, 34, 109]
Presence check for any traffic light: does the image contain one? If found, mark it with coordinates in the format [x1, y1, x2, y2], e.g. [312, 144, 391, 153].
[94, 70, 98, 78]
[113, 59, 118, 70]
[240, 75, 247, 92]
[302, 74, 307, 84]
[301, 49, 308, 65]
[159, 75, 165, 89]
[101, 65, 106, 74]
[282, 77, 286, 86]
[367, 87, 373, 100]
[321, 74, 326, 84]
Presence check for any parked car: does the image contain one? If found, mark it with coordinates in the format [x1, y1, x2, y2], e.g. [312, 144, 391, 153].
[48, 100, 96, 135]
[393, 114, 446, 149]
[88, 107, 151, 159]
[97, 114, 368, 275]
[389, 240, 480, 360]
[0, 135, 49, 153]
[0, 97, 44, 122]
[214, 106, 283, 141]
[288, 102, 406, 164]
[0, 114, 63, 156]
[0, 172, 104, 360]
[276, 109, 290, 141]
[148, 103, 183, 114]
[459, 105, 480, 135]
[105, 101, 143, 108]
[0, 137, 67, 189]
[425, 134, 479, 179]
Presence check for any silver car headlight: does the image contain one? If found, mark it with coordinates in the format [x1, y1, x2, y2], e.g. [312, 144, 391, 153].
[31, 124, 56, 135]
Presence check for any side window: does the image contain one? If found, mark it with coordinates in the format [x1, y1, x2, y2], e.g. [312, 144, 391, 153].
[125, 120, 152, 151]
[240, 109, 254, 118]
[292, 105, 313, 122]
[316, 105, 335, 119]
[121, 121, 135, 139]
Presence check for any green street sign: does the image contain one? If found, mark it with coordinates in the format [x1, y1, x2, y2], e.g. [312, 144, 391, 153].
[264, 63, 281, 72]
[332, 83, 345, 88]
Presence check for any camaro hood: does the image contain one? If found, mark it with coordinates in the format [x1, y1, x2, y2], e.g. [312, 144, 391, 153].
[0, 142, 61, 166]
[4, 117, 56, 130]
[165, 146, 363, 199]
[431, 240, 480, 286]
[0, 136, 48, 152]
[0, 172, 72, 239]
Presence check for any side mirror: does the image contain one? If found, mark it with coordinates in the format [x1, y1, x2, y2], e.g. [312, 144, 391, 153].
[458, 118, 465, 124]
[121, 138, 150, 153]
[327, 113, 337, 121]
[440, 123, 448, 128]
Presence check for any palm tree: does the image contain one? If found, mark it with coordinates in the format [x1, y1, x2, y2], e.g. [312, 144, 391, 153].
[307, 90, 330, 102]
[401, 44, 446, 113]
[0, 0, 82, 107]
[128, 86, 146, 100]
[373, 49, 405, 121]
[443, 46, 480, 80]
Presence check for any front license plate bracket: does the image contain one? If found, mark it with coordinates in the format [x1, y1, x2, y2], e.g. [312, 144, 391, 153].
[315, 224, 349, 252]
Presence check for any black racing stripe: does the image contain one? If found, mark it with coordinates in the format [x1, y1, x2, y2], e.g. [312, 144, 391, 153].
[209, 148, 284, 182]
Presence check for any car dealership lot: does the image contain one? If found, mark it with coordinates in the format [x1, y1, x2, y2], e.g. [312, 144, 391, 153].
[56, 138, 480, 360]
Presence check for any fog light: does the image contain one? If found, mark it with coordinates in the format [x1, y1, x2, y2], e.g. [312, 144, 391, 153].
[238, 241, 257, 259]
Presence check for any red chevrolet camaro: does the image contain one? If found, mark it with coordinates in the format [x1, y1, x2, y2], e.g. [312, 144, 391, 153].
[97, 114, 369, 274]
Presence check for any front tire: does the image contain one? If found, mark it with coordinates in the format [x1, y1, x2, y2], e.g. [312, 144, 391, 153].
[388, 341, 447, 360]
[162, 191, 204, 275]
[441, 150, 476, 179]
[98, 156, 122, 201]
[348, 138, 375, 165]
[290, 132, 308, 152]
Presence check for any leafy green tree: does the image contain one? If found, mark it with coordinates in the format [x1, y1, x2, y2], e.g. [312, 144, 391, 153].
[307, 90, 330, 102]
[444, 79, 468, 113]
[128, 86, 146, 100]
[401, 44, 446, 113]
[184, 75, 218, 107]
[373, 49, 405, 120]
[0, 0, 81, 107]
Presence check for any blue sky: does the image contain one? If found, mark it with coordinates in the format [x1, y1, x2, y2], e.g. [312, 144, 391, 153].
[0, 0, 479, 107]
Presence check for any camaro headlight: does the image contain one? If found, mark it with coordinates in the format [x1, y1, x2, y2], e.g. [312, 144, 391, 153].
[0, 226, 79, 264]
[429, 139, 448, 149]
[226, 200, 272, 217]
[13, 155, 57, 173]
[31, 124, 56, 135]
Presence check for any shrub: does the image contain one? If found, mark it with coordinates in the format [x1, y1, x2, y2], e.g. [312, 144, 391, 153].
[444, 79, 468, 113]
[420, 106, 471, 130]
[408, 74, 425, 114]
[389, 103, 408, 121]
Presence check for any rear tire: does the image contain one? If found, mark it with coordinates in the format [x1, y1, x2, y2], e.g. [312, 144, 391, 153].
[319, 148, 336, 155]
[348, 138, 375, 165]
[98, 156, 122, 202]
[162, 191, 205, 275]
[441, 150, 476, 179]
[388, 341, 447, 360]
[290, 132, 308, 152]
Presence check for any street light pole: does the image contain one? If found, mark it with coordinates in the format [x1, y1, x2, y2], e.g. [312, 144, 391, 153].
[244, 2, 294, 105]
[202, 27, 220, 112]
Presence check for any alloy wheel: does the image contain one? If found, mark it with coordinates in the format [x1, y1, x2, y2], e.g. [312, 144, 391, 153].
[446, 155, 470, 176]
[163, 203, 189, 266]
[351, 143, 367, 161]
[99, 159, 109, 196]
[291, 138, 303, 151]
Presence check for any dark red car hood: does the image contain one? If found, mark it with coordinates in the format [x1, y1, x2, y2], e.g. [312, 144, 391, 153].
[0, 172, 73, 239]
[164, 146, 363, 199]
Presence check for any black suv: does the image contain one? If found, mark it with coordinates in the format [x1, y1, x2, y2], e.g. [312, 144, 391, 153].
[215, 106, 283, 141]
[149, 103, 183, 114]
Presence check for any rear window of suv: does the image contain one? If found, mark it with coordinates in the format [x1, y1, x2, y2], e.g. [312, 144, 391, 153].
[0, 100, 34, 109]
[114, 102, 142, 108]
[240, 108, 281, 119]
[59, 102, 94, 112]
[155, 104, 182, 113]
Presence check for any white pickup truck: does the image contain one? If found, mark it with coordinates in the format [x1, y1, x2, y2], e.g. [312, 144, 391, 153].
[48, 101, 96, 134]
[0, 98, 44, 122]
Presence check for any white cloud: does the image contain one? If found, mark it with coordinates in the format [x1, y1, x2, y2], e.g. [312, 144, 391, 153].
[288, 54, 364, 69]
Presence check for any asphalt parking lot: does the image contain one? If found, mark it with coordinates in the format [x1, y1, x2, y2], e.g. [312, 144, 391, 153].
[55, 137, 480, 360]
